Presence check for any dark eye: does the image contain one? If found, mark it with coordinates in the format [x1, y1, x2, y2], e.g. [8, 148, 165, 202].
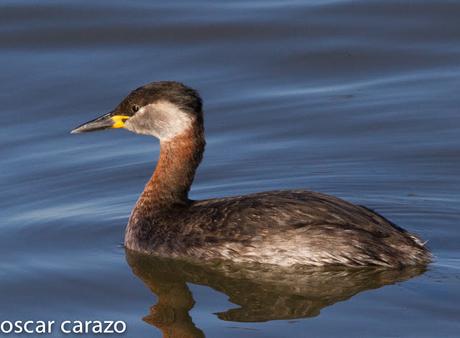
[132, 105, 140, 113]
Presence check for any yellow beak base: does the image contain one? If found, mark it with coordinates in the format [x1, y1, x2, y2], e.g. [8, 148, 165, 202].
[111, 115, 130, 128]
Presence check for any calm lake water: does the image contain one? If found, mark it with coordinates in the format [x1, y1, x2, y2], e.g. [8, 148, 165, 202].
[1, 0, 459, 337]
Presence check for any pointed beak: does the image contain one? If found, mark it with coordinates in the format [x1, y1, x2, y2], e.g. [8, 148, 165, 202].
[71, 111, 130, 134]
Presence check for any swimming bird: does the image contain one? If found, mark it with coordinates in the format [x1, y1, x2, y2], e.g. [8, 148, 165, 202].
[72, 81, 431, 267]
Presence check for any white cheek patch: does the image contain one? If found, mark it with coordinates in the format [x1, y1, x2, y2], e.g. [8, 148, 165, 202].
[125, 100, 193, 140]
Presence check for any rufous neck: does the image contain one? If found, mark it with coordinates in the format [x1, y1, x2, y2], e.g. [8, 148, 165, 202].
[142, 127, 205, 205]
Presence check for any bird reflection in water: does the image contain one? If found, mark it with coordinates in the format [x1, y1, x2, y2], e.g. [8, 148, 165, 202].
[126, 249, 426, 337]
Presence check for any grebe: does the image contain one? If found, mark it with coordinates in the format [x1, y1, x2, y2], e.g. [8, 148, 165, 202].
[72, 81, 431, 267]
